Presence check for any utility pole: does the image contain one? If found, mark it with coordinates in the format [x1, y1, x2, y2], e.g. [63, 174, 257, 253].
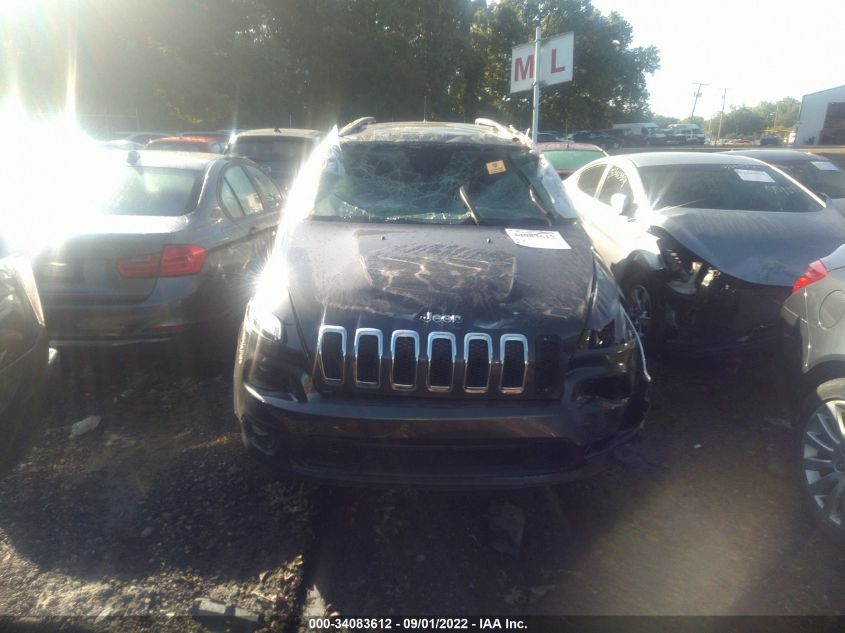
[531, 26, 542, 143]
[690, 82, 708, 121]
[716, 88, 727, 145]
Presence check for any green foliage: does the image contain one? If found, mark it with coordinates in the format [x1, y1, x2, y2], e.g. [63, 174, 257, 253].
[4, 0, 660, 134]
[691, 97, 801, 139]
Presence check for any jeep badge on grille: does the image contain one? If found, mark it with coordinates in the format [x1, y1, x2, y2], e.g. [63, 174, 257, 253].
[419, 312, 463, 324]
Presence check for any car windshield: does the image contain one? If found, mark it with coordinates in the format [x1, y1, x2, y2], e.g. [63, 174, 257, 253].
[543, 149, 605, 170]
[96, 166, 203, 216]
[639, 163, 824, 212]
[778, 160, 845, 198]
[311, 142, 577, 224]
[231, 137, 316, 163]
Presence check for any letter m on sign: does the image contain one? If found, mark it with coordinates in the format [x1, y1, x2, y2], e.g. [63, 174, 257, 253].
[510, 42, 535, 93]
[514, 55, 534, 82]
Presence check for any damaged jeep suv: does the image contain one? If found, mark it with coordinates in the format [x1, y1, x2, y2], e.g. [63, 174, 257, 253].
[233, 119, 649, 488]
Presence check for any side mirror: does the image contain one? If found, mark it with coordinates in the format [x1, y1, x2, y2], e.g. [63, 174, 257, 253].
[610, 193, 635, 216]
[815, 191, 834, 207]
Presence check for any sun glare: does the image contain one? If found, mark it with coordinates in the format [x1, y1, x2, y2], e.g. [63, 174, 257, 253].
[0, 91, 117, 256]
[0, 0, 43, 20]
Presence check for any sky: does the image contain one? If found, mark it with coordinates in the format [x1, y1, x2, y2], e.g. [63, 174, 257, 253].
[589, 0, 844, 119]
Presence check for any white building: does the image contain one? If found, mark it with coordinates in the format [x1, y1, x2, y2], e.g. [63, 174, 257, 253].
[796, 85, 845, 145]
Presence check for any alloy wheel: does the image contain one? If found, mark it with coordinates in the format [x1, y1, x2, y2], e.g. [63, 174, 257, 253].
[802, 399, 845, 529]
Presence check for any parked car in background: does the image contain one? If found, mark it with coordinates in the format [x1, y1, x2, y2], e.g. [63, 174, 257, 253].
[537, 141, 606, 179]
[611, 122, 667, 146]
[113, 131, 170, 145]
[722, 138, 753, 147]
[723, 149, 845, 215]
[760, 134, 782, 146]
[536, 132, 562, 143]
[146, 134, 229, 153]
[99, 139, 144, 151]
[0, 233, 54, 473]
[782, 244, 845, 544]
[563, 152, 845, 355]
[234, 118, 649, 487]
[34, 150, 283, 352]
[569, 130, 622, 150]
[665, 123, 707, 145]
[227, 128, 322, 191]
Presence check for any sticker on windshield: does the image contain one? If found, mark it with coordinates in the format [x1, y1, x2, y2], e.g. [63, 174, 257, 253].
[734, 169, 775, 183]
[486, 160, 507, 175]
[812, 161, 841, 171]
[505, 228, 571, 250]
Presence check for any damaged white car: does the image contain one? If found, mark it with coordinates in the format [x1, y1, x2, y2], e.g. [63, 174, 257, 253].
[565, 152, 845, 355]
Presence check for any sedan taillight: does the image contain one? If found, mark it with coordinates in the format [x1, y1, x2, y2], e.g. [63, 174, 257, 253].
[116, 254, 160, 278]
[117, 245, 206, 278]
[792, 260, 828, 293]
[160, 245, 206, 277]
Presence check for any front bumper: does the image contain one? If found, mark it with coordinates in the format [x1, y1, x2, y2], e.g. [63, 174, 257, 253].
[659, 272, 790, 357]
[234, 330, 649, 489]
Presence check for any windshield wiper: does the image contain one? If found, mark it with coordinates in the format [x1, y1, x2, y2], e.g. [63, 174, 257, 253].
[458, 185, 481, 225]
[527, 184, 554, 226]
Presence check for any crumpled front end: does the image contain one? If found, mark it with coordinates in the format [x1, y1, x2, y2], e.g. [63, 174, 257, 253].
[653, 232, 791, 355]
[232, 294, 649, 488]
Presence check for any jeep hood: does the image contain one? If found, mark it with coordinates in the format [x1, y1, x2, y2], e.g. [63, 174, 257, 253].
[654, 206, 845, 286]
[281, 221, 597, 350]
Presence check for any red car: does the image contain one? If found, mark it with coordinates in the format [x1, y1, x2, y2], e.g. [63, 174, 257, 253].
[146, 134, 229, 153]
[537, 141, 607, 179]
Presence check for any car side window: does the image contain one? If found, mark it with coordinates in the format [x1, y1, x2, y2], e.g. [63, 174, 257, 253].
[597, 166, 633, 205]
[220, 180, 245, 218]
[224, 166, 265, 216]
[578, 164, 606, 197]
[243, 165, 283, 212]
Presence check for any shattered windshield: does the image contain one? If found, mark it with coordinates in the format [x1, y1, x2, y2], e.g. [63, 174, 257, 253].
[640, 163, 825, 212]
[311, 142, 576, 225]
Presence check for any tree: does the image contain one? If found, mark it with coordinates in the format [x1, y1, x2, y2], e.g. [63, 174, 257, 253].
[2, 0, 660, 134]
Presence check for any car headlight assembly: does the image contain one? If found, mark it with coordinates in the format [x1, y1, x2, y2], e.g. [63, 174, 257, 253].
[580, 260, 634, 351]
[245, 301, 285, 343]
[7, 254, 45, 327]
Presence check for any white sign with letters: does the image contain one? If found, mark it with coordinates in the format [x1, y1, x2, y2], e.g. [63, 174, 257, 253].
[510, 32, 574, 93]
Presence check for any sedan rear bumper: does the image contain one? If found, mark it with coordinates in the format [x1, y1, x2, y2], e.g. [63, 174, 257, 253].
[43, 276, 241, 348]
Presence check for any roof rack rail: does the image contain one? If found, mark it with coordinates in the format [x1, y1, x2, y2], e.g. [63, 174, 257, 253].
[474, 118, 512, 135]
[339, 117, 376, 137]
[475, 118, 530, 145]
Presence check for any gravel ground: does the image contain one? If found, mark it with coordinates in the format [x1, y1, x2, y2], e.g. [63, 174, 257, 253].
[0, 352, 311, 632]
[1, 348, 844, 631]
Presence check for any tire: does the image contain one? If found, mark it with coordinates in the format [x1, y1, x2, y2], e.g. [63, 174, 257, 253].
[621, 269, 665, 348]
[797, 378, 845, 545]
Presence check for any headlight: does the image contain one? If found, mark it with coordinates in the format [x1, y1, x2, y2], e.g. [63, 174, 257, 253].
[579, 259, 633, 350]
[245, 301, 285, 343]
[6, 254, 45, 326]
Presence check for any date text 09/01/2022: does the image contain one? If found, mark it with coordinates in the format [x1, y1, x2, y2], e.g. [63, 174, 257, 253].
[306, 617, 528, 630]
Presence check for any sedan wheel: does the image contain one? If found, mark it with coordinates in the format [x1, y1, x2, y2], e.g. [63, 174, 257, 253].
[802, 398, 845, 532]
